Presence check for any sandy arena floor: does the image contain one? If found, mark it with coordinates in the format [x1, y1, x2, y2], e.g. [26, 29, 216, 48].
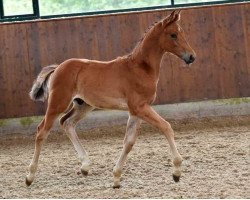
[0, 116, 249, 198]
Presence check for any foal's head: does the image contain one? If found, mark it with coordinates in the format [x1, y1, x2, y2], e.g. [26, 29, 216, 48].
[158, 10, 196, 65]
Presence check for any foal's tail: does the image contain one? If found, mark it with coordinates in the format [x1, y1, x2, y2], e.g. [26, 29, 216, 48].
[29, 64, 58, 102]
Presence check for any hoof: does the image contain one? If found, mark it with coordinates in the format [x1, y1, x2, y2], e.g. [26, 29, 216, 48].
[113, 184, 121, 189]
[81, 169, 88, 176]
[25, 177, 32, 186]
[173, 174, 180, 182]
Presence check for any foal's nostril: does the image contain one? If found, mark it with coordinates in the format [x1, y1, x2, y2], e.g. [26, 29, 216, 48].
[183, 53, 195, 64]
[189, 55, 195, 63]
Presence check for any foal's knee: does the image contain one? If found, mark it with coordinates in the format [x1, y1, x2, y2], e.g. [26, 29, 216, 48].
[161, 121, 175, 138]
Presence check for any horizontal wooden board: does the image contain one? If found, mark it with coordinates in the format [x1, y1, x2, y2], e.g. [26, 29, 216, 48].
[0, 3, 249, 118]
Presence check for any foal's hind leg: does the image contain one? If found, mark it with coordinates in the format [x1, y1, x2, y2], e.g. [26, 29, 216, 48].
[60, 98, 94, 176]
[113, 114, 141, 188]
[26, 91, 72, 186]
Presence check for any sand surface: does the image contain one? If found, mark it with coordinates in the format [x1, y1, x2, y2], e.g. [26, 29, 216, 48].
[0, 116, 249, 198]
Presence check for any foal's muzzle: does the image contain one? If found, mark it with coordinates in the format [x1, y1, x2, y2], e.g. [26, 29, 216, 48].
[183, 53, 195, 65]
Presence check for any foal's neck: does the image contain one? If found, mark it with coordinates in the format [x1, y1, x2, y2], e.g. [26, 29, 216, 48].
[130, 30, 164, 77]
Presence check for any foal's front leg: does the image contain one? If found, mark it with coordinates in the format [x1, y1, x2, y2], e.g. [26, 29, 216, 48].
[132, 104, 183, 182]
[113, 115, 141, 188]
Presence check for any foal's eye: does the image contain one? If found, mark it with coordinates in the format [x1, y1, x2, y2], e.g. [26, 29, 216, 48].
[170, 33, 177, 40]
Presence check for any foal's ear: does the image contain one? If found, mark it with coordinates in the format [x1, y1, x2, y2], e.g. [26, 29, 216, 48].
[162, 10, 182, 28]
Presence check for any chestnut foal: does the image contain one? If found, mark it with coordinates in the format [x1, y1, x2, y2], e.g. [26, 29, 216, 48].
[26, 10, 196, 188]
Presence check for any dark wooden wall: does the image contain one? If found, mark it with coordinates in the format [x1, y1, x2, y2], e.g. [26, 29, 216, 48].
[0, 3, 250, 118]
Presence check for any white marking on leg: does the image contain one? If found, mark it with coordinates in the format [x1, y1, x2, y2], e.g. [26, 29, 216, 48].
[66, 125, 91, 173]
[113, 115, 141, 188]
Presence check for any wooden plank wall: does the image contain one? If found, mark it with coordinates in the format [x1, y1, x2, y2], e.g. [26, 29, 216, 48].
[0, 3, 250, 118]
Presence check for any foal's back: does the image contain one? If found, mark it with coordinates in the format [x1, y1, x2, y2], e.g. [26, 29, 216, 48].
[50, 57, 132, 110]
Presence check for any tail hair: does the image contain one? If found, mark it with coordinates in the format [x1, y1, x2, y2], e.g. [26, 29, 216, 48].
[29, 64, 58, 101]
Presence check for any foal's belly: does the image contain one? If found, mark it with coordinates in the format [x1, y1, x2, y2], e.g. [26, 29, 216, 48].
[76, 93, 128, 110]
